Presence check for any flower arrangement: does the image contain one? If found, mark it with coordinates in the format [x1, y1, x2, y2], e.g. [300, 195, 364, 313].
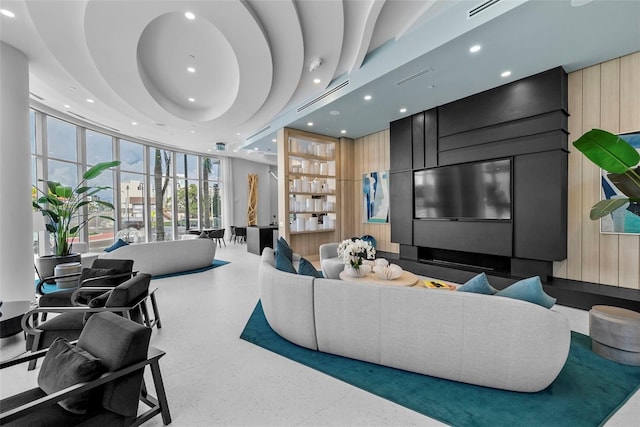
[337, 238, 376, 271]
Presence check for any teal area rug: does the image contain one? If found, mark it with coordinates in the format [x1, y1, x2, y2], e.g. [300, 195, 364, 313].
[240, 301, 640, 427]
[38, 259, 231, 292]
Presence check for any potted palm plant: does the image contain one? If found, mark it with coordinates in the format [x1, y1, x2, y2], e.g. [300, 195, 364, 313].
[33, 160, 121, 281]
[573, 129, 640, 220]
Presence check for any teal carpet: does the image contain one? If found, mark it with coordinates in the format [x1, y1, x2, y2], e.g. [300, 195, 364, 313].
[240, 301, 640, 427]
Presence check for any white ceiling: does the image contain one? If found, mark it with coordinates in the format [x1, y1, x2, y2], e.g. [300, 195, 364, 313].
[1, 0, 638, 165]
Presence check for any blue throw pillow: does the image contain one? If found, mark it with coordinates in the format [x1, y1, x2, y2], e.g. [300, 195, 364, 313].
[275, 250, 296, 274]
[276, 237, 293, 262]
[496, 276, 556, 309]
[103, 238, 129, 253]
[298, 257, 323, 278]
[457, 272, 497, 295]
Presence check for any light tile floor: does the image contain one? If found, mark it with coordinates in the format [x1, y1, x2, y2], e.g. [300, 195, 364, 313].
[1, 243, 638, 426]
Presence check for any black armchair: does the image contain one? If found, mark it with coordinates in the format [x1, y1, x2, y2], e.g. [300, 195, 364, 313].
[209, 228, 226, 247]
[233, 226, 247, 244]
[1, 311, 171, 426]
[23, 273, 158, 370]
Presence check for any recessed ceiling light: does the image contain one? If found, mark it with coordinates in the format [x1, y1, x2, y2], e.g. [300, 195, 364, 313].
[63, 104, 71, 109]
[187, 67, 195, 73]
[190, 130, 196, 134]
[86, 98, 94, 103]
[188, 97, 195, 102]
[185, 12, 195, 20]
[400, 108, 407, 113]
[329, 110, 340, 116]
[272, 139, 276, 142]
[254, 147, 259, 151]
[341, 130, 347, 134]
[307, 122, 313, 126]
[1, 9, 15, 18]
[364, 95, 372, 101]
[131, 121, 138, 125]
[313, 78, 321, 84]
[208, 149, 212, 152]
[501, 70, 512, 78]
[469, 45, 481, 53]
[236, 132, 241, 136]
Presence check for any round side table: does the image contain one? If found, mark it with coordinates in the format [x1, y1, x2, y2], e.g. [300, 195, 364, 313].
[589, 305, 640, 366]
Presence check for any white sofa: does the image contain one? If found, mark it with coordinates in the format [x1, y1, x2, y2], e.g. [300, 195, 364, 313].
[101, 238, 216, 276]
[259, 247, 571, 393]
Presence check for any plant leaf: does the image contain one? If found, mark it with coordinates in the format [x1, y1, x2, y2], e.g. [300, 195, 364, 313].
[607, 167, 640, 199]
[573, 129, 640, 174]
[589, 198, 629, 220]
[83, 160, 121, 180]
[55, 186, 73, 198]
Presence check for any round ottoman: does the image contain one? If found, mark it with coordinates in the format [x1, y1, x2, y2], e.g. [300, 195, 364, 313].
[54, 262, 82, 289]
[589, 305, 640, 366]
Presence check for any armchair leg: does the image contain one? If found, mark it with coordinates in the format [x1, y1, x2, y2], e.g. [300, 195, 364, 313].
[150, 359, 172, 425]
[149, 292, 162, 329]
[27, 333, 42, 371]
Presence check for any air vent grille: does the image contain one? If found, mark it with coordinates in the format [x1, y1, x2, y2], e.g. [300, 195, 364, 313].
[395, 67, 434, 86]
[29, 92, 45, 101]
[246, 125, 271, 141]
[296, 80, 350, 113]
[67, 112, 120, 133]
[468, 0, 502, 19]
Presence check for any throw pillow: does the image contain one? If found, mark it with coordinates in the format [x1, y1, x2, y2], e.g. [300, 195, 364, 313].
[275, 250, 296, 274]
[276, 237, 293, 262]
[37, 338, 105, 414]
[495, 276, 556, 309]
[298, 257, 323, 278]
[456, 272, 497, 295]
[103, 238, 129, 253]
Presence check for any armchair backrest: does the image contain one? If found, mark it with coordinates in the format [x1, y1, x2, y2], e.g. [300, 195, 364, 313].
[319, 243, 339, 261]
[78, 311, 151, 417]
[209, 228, 225, 239]
[91, 258, 134, 285]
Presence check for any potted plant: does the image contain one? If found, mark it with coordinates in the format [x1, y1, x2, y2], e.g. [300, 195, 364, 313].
[33, 160, 121, 281]
[573, 129, 640, 221]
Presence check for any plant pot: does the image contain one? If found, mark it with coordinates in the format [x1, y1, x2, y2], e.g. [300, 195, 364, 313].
[35, 254, 81, 284]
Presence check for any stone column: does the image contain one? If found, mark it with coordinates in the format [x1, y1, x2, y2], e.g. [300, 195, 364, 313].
[0, 42, 33, 302]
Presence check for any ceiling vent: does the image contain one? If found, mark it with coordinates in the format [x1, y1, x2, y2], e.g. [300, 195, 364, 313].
[29, 92, 45, 101]
[67, 112, 120, 133]
[395, 67, 434, 86]
[297, 80, 350, 113]
[467, 0, 502, 19]
[216, 142, 226, 151]
[246, 125, 271, 141]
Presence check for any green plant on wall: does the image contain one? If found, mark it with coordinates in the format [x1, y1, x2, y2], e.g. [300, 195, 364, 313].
[33, 161, 121, 256]
[573, 129, 640, 220]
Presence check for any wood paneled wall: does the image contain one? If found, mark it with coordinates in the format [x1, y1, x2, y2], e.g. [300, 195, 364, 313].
[343, 129, 400, 254]
[553, 52, 640, 289]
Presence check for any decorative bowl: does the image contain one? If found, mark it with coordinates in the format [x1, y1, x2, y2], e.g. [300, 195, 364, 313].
[373, 263, 403, 280]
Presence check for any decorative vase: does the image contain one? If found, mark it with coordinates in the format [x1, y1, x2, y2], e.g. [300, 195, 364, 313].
[343, 264, 371, 278]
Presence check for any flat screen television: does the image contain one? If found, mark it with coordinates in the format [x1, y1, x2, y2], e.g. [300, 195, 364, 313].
[414, 158, 511, 220]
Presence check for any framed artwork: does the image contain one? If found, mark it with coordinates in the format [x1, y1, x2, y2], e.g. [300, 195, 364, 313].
[362, 171, 389, 223]
[600, 131, 640, 234]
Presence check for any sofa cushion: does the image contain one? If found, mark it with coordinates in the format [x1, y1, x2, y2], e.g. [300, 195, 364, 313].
[38, 338, 105, 414]
[275, 250, 297, 274]
[298, 257, 323, 278]
[103, 238, 128, 253]
[496, 276, 556, 308]
[457, 272, 497, 295]
[276, 237, 293, 262]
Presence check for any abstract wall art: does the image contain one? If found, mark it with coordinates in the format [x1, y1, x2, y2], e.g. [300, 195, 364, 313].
[363, 171, 389, 223]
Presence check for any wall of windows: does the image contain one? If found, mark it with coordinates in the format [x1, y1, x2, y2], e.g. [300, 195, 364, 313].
[31, 109, 225, 253]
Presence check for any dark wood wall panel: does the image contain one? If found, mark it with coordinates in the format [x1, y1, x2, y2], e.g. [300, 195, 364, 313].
[412, 113, 425, 169]
[438, 67, 567, 137]
[514, 150, 568, 261]
[424, 108, 438, 168]
[390, 117, 412, 171]
[389, 171, 413, 245]
[439, 130, 567, 166]
[413, 220, 512, 257]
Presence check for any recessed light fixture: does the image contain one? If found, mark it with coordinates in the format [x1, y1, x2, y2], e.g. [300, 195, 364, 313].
[329, 110, 340, 116]
[254, 147, 259, 151]
[0, 9, 15, 18]
[341, 130, 347, 134]
[63, 104, 71, 109]
[236, 132, 241, 136]
[400, 108, 407, 113]
[313, 78, 321, 84]
[185, 12, 195, 20]
[307, 122, 313, 126]
[187, 67, 195, 73]
[86, 98, 94, 103]
[469, 45, 481, 53]
[272, 139, 277, 142]
[188, 97, 195, 102]
[364, 95, 372, 101]
[501, 70, 512, 78]
[190, 130, 196, 134]
[207, 149, 212, 152]
[131, 121, 138, 125]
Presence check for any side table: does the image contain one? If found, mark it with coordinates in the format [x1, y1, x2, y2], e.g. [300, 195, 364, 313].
[0, 300, 32, 338]
[589, 305, 640, 366]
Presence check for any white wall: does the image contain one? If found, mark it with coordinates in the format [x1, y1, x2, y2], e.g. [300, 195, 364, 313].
[231, 158, 278, 226]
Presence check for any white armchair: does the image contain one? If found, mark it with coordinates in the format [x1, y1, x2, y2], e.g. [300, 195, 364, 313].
[319, 243, 343, 279]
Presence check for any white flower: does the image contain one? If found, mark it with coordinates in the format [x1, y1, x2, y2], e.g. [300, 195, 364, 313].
[337, 238, 376, 268]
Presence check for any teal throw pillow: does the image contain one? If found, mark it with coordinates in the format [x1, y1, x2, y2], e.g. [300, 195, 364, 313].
[298, 257, 323, 278]
[103, 238, 129, 253]
[457, 272, 497, 295]
[496, 276, 556, 309]
[276, 237, 293, 262]
[275, 250, 297, 274]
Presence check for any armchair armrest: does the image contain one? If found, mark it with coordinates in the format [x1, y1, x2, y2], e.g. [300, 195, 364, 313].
[35, 272, 82, 296]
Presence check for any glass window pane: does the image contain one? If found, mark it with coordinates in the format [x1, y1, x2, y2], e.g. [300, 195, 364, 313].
[120, 173, 146, 242]
[201, 181, 222, 229]
[120, 140, 144, 173]
[48, 159, 78, 188]
[87, 170, 116, 252]
[47, 116, 77, 162]
[30, 110, 36, 154]
[201, 157, 220, 181]
[86, 130, 113, 165]
[150, 176, 173, 241]
[176, 153, 197, 178]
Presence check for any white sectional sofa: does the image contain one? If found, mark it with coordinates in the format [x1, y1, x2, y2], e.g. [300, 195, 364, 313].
[259, 247, 571, 393]
[101, 238, 216, 276]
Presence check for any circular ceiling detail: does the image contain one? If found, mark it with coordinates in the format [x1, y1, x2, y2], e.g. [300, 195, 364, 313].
[137, 12, 239, 122]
